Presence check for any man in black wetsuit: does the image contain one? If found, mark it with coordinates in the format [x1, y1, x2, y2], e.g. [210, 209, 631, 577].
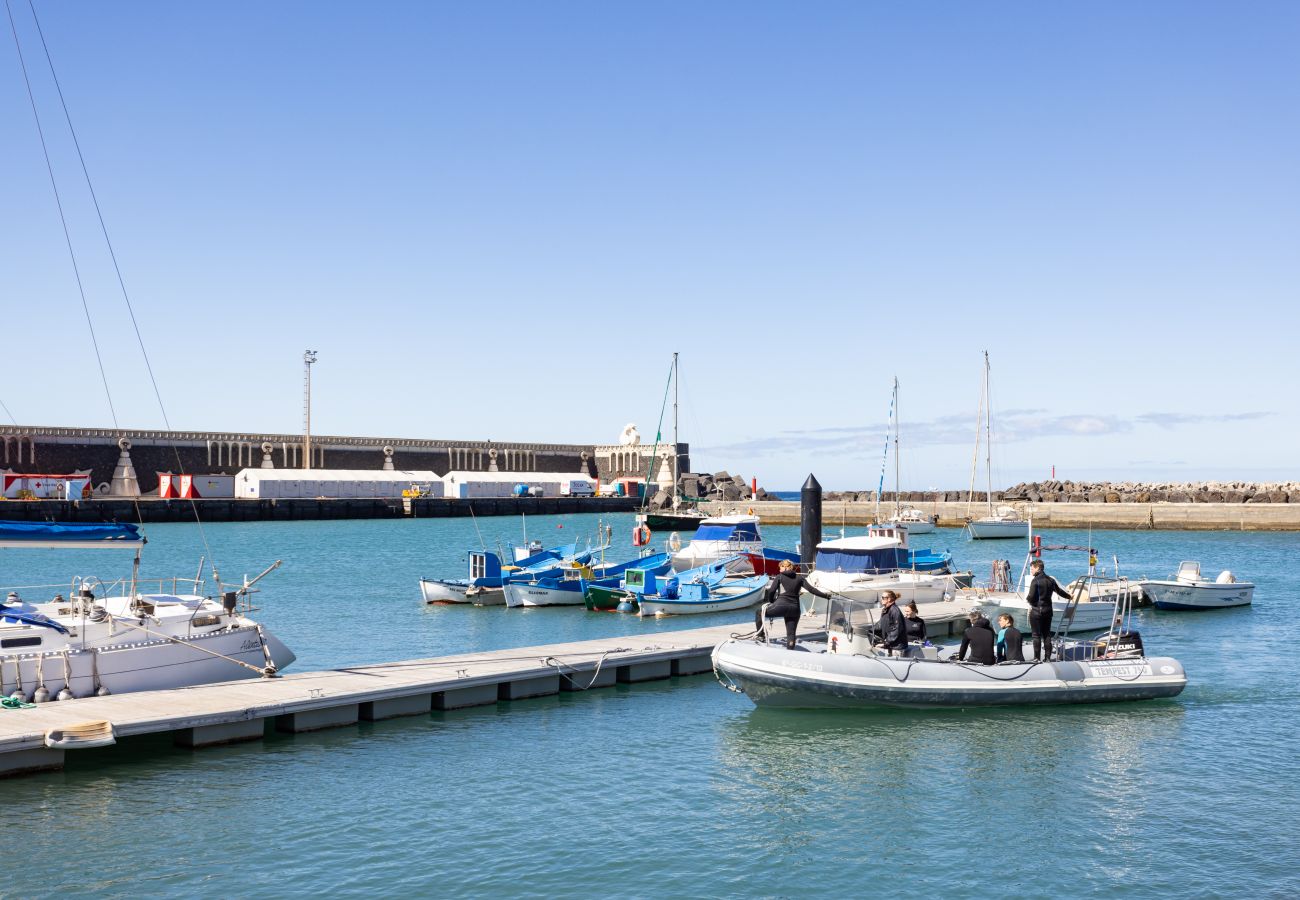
[957, 610, 996, 665]
[757, 559, 830, 649]
[1025, 559, 1072, 662]
[877, 591, 908, 655]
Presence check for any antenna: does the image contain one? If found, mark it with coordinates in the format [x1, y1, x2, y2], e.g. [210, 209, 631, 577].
[303, 350, 318, 470]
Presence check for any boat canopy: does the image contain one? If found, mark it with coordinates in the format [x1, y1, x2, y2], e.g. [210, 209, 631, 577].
[692, 522, 761, 542]
[0, 521, 144, 550]
[814, 545, 910, 573]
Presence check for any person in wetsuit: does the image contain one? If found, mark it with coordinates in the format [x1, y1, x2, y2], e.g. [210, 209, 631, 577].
[903, 601, 927, 643]
[877, 591, 908, 655]
[757, 559, 829, 649]
[995, 613, 1024, 663]
[957, 610, 996, 665]
[1025, 559, 1072, 662]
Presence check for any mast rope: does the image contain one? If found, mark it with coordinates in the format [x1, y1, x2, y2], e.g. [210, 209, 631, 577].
[12, 1, 221, 583]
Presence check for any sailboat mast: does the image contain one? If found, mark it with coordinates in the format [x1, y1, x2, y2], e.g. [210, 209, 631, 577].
[893, 377, 901, 516]
[966, 358, 986, 515]
[983, 351, 993, 515]
[672, 351, 680, 510]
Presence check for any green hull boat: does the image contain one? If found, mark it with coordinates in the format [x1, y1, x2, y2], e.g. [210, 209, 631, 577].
[584, 584, 633, 611]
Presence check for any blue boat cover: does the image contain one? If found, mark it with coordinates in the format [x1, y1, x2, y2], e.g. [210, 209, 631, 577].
[0, 606, 70, 634]
[815, 547, 910, 573]
[0, 521, 142, 545]
[692, 524, 760, 542]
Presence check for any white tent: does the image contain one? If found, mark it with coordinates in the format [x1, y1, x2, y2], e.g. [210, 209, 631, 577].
[234, 468, 443, 499]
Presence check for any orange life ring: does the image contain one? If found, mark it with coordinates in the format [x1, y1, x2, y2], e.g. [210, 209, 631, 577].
[632, 524, 651, 547]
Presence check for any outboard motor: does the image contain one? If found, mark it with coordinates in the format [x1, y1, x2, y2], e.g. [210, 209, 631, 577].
[222, 591, 238, 616]
[1097, 630, 1144, 658]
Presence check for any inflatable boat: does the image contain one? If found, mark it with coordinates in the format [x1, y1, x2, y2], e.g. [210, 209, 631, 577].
[712, 594, 1186, 710]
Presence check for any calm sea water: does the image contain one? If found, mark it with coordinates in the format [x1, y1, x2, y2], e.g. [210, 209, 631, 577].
[2, 513, 1298, 898]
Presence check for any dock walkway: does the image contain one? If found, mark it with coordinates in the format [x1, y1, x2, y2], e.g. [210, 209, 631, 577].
[0, 618, 777, 777]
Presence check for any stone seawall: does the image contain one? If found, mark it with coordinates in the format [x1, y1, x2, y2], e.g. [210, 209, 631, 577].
[0, 496, 641, 523]
[699, 500, 1300, 531]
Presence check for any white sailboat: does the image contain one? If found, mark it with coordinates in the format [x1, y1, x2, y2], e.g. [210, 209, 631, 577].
[965, 352, 1029, 540]
[0, 523, 294, 699]
[880, 378, 937, 535]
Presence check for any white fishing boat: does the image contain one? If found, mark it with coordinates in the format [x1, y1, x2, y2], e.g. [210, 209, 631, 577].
[804, 534, 963, 615]
[713, 590, 1186, 709]
[1139, 562, 1254, 611]
[0, 522, 295, 700]
[965, 352, 1029, 540]
[671, 514, 764, 572]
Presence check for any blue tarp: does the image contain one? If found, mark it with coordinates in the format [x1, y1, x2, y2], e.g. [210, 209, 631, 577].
[0, 607, 70, 634]
[814, 548, 910, 573]
[0, 520, 142, 545]
[692, 524, 760, 542]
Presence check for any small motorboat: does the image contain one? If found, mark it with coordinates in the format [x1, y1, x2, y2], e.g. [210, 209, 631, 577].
[1139, 562, 1254, 611]
[636, 556, 769, 617]
[713, 590, 1186, 709]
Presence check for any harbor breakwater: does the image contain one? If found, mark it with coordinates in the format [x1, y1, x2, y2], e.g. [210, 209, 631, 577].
[701, 499, 1300, 531]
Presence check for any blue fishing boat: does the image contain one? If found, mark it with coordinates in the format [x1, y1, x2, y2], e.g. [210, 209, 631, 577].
[505, 551, 670, 608]
[420, 543, 586, 606]
[636, 555, 769, 617]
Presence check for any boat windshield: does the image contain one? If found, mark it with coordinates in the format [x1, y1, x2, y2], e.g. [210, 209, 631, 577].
[824, 597, 881, 631]
[814, 548, 908, 574]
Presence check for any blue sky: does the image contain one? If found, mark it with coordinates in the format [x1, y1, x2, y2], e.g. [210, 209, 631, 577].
[2, 1, 1296, 489]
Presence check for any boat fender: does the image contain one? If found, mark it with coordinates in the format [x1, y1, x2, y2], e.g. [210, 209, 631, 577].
[616, 599, 636, 613]
[1216, 571, 1236, 584]
[33, 686, 50, 704]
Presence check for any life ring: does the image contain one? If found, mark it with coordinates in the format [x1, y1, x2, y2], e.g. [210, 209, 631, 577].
[667, 531, 682, 553]
[632, 524, 651, 547]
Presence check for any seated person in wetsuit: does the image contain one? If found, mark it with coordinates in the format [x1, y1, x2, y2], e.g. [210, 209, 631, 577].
[903, 601, 927, 643]
[995, 613, 1025, 663]
[756, 559, 830, 649]
[957, 610, 996, 665]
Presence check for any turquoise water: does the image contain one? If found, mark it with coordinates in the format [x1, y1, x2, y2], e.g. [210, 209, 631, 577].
[2, 515, 1298, 897]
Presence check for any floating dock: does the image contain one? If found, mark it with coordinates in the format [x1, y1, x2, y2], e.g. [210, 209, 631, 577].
[0, 619, 773, 778]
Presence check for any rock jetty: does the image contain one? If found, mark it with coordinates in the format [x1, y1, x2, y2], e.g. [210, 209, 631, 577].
[646, 472, 767, 510]
[1001, 480, 1300, 504]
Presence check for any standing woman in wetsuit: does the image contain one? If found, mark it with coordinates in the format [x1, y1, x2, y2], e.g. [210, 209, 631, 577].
[757, 559, 830, 649]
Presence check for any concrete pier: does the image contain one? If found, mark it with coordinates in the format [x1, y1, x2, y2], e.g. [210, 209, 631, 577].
[0, 620, 774, 778]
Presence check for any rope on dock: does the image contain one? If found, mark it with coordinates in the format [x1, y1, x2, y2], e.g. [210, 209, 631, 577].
[543, 648, 632, 690]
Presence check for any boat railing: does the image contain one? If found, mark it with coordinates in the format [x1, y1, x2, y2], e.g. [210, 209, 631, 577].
[2, 575, 207, 601]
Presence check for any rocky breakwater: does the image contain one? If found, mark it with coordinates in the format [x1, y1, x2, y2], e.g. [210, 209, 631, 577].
[1003, 481, 1300, 504]
[645, 471, 767, 510]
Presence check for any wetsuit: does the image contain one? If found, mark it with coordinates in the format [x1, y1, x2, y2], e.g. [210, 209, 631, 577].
[996, 625, 1024, 663]
[878, 603, 908, 653]
[958, 617, 995, 665]
[1025, 571, 1071, 661]
[904, 614, 927, 643]
[757, 570, 828, 648]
